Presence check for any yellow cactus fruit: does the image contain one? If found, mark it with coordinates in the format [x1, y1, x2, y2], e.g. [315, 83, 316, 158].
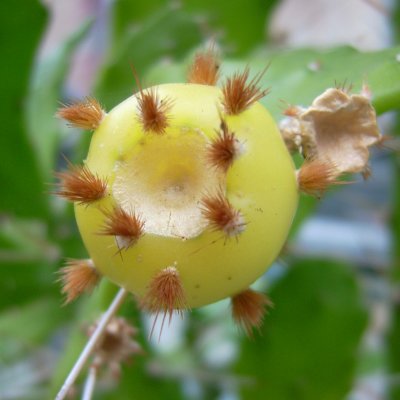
[55, 49, 300, 335]
[73, 82, 297, 307]
[53, 49, 384, 400]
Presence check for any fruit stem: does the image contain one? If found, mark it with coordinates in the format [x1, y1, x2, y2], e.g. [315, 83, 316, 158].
[55, 287, 128, 400]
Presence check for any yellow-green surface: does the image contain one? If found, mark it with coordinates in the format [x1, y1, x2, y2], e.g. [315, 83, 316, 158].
[75, 83, 298, 307]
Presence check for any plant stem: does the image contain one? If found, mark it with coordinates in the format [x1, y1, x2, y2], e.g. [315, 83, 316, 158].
[81, 366, 97, 400]
[55, 287, 128, 400]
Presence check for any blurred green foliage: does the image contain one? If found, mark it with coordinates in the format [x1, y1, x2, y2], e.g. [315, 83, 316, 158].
[0, 1, 399, 399]
[0, 1, 47, 218]
[389, 111, 400, 398]
[236, 260, 367, 400]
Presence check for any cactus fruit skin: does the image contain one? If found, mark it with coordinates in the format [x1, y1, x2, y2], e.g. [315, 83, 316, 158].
[74, 83, 298, 309]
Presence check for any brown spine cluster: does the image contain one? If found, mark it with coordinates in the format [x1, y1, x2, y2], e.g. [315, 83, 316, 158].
[187, 46, 220, 85]
[222, 67, 270, 115]
[56, 97, 105, 130]
[201, 191, 246, 238]
[55, 163, 107, 204]
[58, 259, 100, 304]
[207, 119, 242, 172]
[297, 158, 344, 197]
[99, 206, 145, 251]
[137, 88, 172, 134]
[231, 288, 272, 336]
[141, 267, 187, 338]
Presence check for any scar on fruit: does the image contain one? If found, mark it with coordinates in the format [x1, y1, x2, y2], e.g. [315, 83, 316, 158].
[55, 45, 382, 336]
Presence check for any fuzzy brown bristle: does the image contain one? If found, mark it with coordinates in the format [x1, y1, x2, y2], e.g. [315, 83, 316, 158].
[207, 119, 243, 171]
[58, 259, 100, 304]
[279, 99, 301, 117]
[334, 79, 353, 94]
[283, 105, 301, 117]
[187, 46, 220, 85]
[222, 67, 270, 115]
[99, 206, 145, 251]
[297, 158, 344, 197]
[362, 165, 372, 180]
[56, 97, 105, 130]
[201, 191, 246, 238]
[141, 267, 187, 316]
[54, 162, 107, 204]
[231, 288, 272, 336]
[141, 267, 187, 338]
[137, 88, 172, 134]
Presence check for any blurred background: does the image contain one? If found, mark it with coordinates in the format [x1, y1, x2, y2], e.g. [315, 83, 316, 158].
[0, 0, 400, 399]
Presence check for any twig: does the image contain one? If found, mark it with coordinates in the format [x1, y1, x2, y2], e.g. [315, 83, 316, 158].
[55, 287, 128, 400]
[81, 366, 97, 400]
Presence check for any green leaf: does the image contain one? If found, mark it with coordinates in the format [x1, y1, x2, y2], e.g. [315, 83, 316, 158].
[146, 45, 400, 120]
[94, 5, 203, 109]
[0, 297, 67, 362]
[0, 0, 47, 218]
[0, 260, 56, 310]
[182, 0, 275, 55]
[249, 46, 400, 117]
[0, 216, 59, 309]
[99, 358, 184, 400]
[25, 21, 91, 181]
[388, 121, 400, 398]
[112, 0, 166, 41]
[235, 260, 368, 400]
[0, 216, 58, 263]
[112, 0, 277, 57]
